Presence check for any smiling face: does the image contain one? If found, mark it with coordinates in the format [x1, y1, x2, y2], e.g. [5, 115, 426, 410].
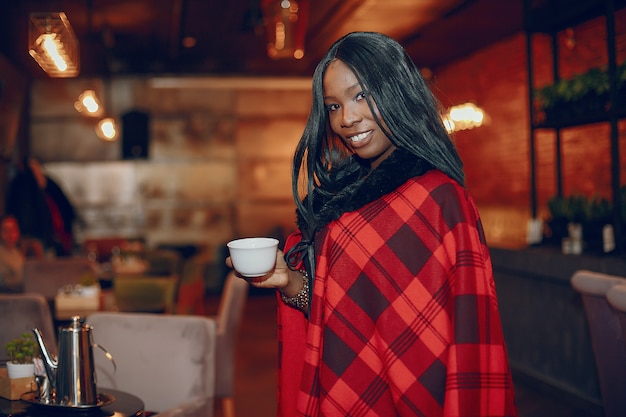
[323, 59, 396, 169]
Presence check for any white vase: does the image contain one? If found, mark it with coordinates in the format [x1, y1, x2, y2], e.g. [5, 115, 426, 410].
[6, 362, 35, 379]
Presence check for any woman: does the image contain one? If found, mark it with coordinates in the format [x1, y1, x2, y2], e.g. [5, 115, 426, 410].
[0, 215, 26, 292]
[228, 32, 518, 417]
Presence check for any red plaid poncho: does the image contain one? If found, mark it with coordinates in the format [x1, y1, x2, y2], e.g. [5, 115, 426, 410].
[278, 169, 518, 417]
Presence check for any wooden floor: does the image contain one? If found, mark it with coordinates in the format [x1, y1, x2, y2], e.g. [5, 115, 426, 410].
[208, 293, 600, 417]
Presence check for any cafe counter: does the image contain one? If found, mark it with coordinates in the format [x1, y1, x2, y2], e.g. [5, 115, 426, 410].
[491, 245, 626, 414]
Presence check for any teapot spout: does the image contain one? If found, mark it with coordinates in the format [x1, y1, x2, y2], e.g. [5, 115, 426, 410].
[32, 328, 57, 389]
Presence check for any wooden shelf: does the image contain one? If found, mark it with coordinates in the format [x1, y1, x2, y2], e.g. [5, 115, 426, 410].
[533, 105, 626, 129]
[525, 0, 624, 252]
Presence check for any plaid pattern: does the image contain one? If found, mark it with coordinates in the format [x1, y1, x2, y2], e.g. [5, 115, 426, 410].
[278, 170, 517, 417]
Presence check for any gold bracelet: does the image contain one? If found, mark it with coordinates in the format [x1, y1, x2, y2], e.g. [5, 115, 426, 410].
[280, 269, 309, 311]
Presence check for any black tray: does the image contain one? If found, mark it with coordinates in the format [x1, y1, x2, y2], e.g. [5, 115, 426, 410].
[21, 391, 115, 410]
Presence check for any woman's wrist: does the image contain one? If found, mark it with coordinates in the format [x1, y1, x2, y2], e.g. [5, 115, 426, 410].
[280, 269, 306, 298]
[280, 269, 309, 311]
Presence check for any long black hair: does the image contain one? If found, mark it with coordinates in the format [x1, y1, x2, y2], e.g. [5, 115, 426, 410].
[292, 31, 464, 237]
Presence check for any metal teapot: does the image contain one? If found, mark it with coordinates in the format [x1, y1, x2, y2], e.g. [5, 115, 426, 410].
[32, 316, 115, 406]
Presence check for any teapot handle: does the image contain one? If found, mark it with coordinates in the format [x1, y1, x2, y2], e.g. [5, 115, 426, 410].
[93, 343, 117, 373]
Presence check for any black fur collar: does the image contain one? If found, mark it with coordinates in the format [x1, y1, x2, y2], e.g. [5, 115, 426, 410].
[299, 148, 433, 235]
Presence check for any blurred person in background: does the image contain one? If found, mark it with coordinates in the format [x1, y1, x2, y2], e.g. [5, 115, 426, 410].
[0, 215, 25, 292]
[5, 157, 77, 257]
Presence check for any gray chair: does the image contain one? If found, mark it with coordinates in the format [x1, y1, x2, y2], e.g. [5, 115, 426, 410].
[144, 248, 183, 277]
[177, 253, 211, 315]
[607, 284, 626, 353]
[86, 312, 216, 416]
[571, 270, 626, 417]
[0, 293, 57, 362]
[211, 271, 249, 417]
[113, 273, 179, 313]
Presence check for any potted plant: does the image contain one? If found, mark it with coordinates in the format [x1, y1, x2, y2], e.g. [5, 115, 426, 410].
[565, 194, 589, 225]
[545, 194, 590, 244]
[534, 63, 619, 124]
[583, 195, 612, 253]
[545, 195, 569, 244]
[78, 271, 101, 297]
[4, 332, 38, 379]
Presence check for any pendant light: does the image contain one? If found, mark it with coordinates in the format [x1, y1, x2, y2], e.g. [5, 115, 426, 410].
[28, 12, 79, 77]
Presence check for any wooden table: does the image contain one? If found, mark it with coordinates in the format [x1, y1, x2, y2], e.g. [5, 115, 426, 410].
[54, 289, 117, 321]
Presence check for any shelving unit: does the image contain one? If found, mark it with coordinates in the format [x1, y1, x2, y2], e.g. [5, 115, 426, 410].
[524, 0, 626, 251]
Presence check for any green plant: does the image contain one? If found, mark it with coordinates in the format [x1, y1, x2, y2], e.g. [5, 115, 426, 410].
[79, 272, 98, 287]
[547, 195, 568, 220]
[534, 62, 624, 118]
[547, 194, 589, 223]
[565, 194, 589, 223]
[5, 332, 38, 364]
[536, 80, 569, 112]
[586, 195, 612, 224]
[575, 67, 610, 97]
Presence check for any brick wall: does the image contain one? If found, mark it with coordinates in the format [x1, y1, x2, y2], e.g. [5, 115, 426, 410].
[433, 8, 626, 246]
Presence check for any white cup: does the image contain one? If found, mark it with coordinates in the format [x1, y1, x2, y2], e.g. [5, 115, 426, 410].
[227, 237, 279, 277]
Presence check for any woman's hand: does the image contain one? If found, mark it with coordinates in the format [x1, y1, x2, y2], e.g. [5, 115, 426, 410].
[226, 250, 305, 297]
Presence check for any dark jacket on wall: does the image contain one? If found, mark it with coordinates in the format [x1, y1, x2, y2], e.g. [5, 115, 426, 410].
[5, 165, 76, 256]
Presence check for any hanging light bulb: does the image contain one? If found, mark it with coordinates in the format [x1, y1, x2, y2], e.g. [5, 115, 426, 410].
[28, 12, 79, 77]
[74, 90, 103, 117]
[262, 0, 309, 60]
[443, 102, 486, 133]
[96, 117, 118, 141]
[95, 78, 119, 142]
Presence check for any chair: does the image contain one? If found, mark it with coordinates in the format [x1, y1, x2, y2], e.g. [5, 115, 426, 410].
[23, 257, 94, 299]
[571, 270, 626, 417]
[177, 253, 211, 315]
[0, 293, 57, 361]
[113, 274, 179, 313]
[20, 237, 45, 259]
[210, 271, 249, 417]
[607, 284, 626, 352]
[144, 248, 182, 277]
[86, 312, 217, 416]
